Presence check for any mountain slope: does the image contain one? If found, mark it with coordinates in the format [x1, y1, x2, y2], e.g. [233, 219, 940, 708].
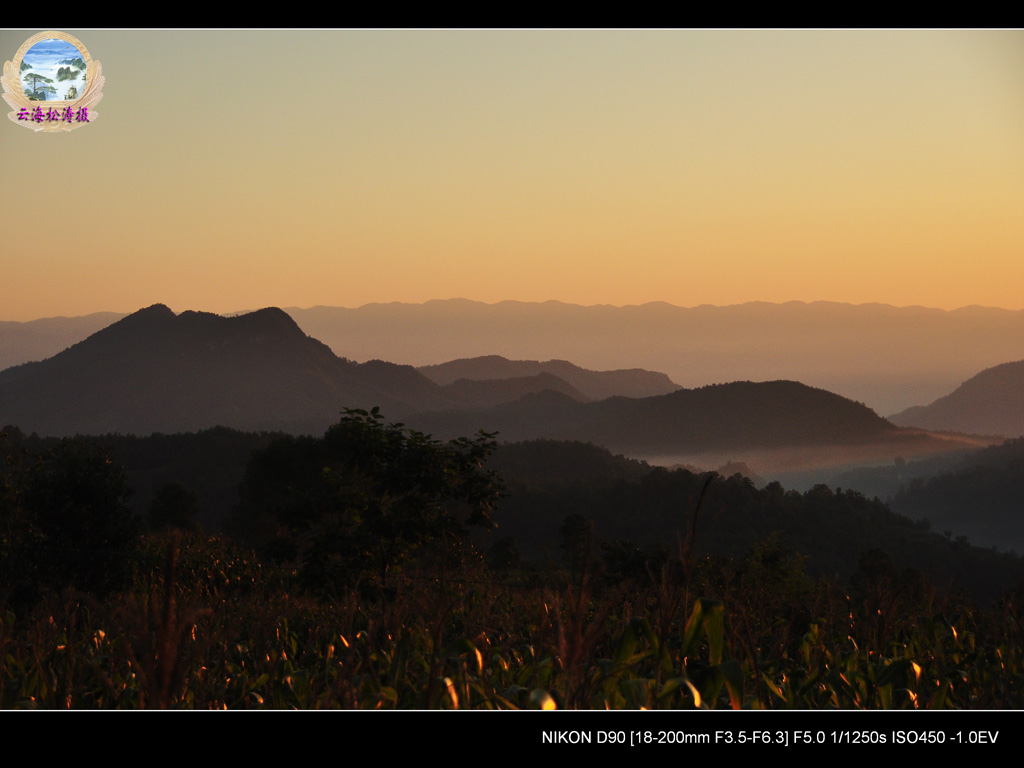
[889, 359, 1024, 438]
[0, 311, 126, 371]
[891, 438, 1024, 552]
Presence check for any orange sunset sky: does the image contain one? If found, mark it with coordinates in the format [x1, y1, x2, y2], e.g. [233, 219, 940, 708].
[2, 28, 1023, 322]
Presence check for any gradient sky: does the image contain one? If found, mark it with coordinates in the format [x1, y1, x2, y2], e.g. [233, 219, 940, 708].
[2, 29, 1023, 321]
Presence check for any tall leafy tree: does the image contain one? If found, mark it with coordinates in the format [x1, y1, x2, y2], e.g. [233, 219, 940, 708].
[22, 72, 55, 99]
[238, 408, 503, 594]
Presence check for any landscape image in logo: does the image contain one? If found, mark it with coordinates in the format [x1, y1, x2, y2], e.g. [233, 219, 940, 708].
[2, 30, 103, 131]
[20, 37, 87, 101]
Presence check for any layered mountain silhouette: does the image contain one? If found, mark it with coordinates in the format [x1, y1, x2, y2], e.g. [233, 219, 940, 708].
[7, 300, 1024, 416]
[403, 380, 917, 456]
[0, 304, 983, 482]
[889, 359, 1024, 438]
[0, 305, 684, 438]
[0, 304, 453, 436]
[418, 355, 679, 400]
[282, 300, 1024, 415]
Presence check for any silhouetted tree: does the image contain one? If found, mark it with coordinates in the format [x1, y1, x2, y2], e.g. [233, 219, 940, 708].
[238, 408, 503, 594]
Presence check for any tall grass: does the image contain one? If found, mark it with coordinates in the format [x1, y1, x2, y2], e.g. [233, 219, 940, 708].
[2, 533, 1022, 709]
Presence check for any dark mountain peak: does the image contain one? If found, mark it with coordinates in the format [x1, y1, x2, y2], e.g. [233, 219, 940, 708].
[114, 303, 177, 327]
[0, 302, 451, 436]
[79, 303, 178, 349]
[687, 380, 884, 417]
[122, 306, 310, 346]
[137, 303, 175, 317]
[245, 306, 296, 323]
[228, 307, 306, 338]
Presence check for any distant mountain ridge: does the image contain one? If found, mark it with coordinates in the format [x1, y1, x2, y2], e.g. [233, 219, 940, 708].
[418, 355, 680, 400]
[0, 311, 125, 372]
[889, 359, 1024, 438]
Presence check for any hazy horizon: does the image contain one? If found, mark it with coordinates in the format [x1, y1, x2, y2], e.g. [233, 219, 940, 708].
[5, 297, 1024, 417]
[3, 29, 1023, 322]
[8, 295, 1024, 325]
